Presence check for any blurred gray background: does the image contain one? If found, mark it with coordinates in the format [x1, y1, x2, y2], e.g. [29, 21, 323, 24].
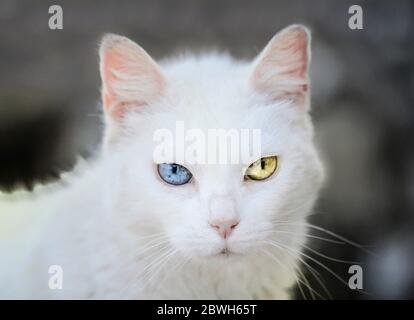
[0, 0, 413, 299]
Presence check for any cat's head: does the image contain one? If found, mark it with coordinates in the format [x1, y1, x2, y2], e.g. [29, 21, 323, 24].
[98, 25, 324, 261]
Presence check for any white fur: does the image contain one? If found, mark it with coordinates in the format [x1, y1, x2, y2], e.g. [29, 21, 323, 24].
[0, 26, 324, 299]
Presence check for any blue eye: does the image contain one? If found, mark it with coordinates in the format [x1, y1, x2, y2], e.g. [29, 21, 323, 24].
[157, 163, 192, 185]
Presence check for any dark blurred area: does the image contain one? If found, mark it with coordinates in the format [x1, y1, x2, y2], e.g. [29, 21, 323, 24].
[0, 0, 413, 299]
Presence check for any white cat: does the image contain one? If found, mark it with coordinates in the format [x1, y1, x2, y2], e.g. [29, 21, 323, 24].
[0, 24, 324, 299]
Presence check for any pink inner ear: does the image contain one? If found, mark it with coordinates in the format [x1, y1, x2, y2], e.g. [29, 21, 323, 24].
[102, 50, 120, 113]
[251, 26, 310, 99]
[100, 39, 165, 119]
[273, 29, 308, 78]
[102, 50, 143, 119]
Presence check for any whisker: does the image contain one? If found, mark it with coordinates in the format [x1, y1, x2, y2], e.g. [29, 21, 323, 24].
[261, 229, 345, 245]
[142, 247, 175, 277]
[264, 241, 330, 299]
[266, 239, 370, 295]
[295, 266, 316, 300]
[261, 248, 325, 300]
[296, 257, 333, 300]
[146, 248, 178, 285]
[271, 220, 375, 255]
[296, 273, 307, 300]
[302, 243, 363, 265]
[135, 238, 170, 258]
[139, 247, 176, 290]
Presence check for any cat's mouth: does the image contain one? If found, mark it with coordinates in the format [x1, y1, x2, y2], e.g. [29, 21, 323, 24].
[215, 246, 240, 257]
[211, 240, 249, 257]
[220, 248, 231, 255]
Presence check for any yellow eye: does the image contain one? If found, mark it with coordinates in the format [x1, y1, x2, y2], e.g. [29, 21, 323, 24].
[245, 156, 278, 181]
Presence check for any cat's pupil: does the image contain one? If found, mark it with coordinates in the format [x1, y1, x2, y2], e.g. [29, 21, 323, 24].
[261, 159, 265, 170]
[172, 164, 178, 174]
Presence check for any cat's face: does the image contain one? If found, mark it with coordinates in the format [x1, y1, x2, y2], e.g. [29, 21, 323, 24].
[99, 25, 324, 261]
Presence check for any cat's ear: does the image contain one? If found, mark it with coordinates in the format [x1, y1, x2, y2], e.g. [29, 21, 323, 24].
[99, 34, 166, 119]
[249, 25, 311, 106]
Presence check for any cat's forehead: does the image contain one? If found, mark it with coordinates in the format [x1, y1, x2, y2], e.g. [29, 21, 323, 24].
[125, 54, 304, 160]
[149, 97, 293, 139]
[130, 99, 299, 166]
[160, 54, 300, 124]
[163, 54, 249, 106]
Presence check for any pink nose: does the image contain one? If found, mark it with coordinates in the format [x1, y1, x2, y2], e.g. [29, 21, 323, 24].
[209, 218, 239, 239]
